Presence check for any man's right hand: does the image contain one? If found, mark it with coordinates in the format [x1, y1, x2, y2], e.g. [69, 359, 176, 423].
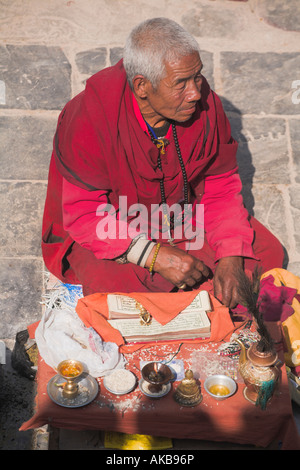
[145, 244, 210, 289]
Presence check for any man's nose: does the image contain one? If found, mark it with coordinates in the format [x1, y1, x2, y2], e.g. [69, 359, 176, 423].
[186, 80, 202, 102]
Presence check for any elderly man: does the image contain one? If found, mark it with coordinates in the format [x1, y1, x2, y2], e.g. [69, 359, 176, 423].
[42, 17, 284, 308]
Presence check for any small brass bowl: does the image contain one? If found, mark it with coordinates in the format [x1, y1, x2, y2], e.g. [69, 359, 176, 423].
[204, 374, 237, 401]
[57, 359, 84, 379]
[57, 360, 84, 399]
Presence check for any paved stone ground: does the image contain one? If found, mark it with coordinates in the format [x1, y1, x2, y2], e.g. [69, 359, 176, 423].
[0, 0, 300, 450]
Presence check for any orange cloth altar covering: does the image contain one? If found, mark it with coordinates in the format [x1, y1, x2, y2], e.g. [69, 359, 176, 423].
[20, 290, 300, 450]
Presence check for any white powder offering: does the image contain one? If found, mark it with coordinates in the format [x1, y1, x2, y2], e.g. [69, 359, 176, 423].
[104, 369, 136, 394]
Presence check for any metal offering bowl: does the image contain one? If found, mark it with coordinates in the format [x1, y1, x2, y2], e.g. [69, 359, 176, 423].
[57, 359, 84, 379]
[57, 359, 84, 399]
[204, 374, 237, 401]
[141, 362, 174, 393]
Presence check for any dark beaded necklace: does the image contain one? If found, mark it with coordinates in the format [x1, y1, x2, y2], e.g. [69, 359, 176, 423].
[172, 124, 189, 207]
[146, 122, 189, 242]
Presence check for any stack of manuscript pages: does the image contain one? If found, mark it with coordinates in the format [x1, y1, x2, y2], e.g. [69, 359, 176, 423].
[106, 291, 211, 343]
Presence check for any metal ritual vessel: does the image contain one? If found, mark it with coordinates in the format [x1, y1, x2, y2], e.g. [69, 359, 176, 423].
[236, 339, 279, 409]
[57, 359, 84, 399]
[141, 362, 173, 394]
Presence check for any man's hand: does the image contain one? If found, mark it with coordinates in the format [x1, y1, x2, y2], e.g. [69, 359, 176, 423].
[146, 244, 211, 289]
[213, 256, 244, 308]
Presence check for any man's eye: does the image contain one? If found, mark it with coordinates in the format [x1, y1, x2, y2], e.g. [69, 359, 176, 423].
[175, 81, 186, 90]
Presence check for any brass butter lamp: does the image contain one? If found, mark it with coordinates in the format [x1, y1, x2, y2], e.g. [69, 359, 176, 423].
[57, 359, 84, 399]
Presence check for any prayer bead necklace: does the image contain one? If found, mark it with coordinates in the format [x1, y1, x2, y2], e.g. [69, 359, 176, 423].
[146, 122, 189, 244]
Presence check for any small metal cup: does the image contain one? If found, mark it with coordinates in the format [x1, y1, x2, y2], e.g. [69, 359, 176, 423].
[57, 359, 84, 399]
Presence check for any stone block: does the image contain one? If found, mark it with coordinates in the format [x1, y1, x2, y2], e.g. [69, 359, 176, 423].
[75, 47, 107, 75]
[182, 5, 247, 39]
[229, 116, 290, 187]
[0, 116, 56, 180]
[289, 119, 300, 184]
[288, 185, 300, 256]
[253, 0, 300, 32]
[200, 51, 214, 90]
[0, 45, 71, 110]
[110, 47, 123, 66]
[0, 182, 47, 257]
[243, 183, 289, 254]
[221, 52, 300, 115]
[0, 258, 43, 338]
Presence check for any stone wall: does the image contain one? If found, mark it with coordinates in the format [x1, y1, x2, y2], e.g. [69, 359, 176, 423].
[0, 0, 299, 338]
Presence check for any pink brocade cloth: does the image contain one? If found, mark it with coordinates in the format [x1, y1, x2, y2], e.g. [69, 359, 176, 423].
[258, 274, 298, 322]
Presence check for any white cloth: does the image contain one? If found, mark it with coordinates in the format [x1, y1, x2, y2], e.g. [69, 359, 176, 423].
[35, 306, 126, 377]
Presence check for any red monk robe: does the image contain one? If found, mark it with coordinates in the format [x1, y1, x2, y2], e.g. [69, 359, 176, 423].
[41, 60, 284, 295]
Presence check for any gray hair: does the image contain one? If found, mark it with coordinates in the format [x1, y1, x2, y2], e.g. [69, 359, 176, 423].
[123, 17, 201, 90]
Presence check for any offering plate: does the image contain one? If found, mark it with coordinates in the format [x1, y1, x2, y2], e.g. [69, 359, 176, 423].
[47, 373, 99, 408]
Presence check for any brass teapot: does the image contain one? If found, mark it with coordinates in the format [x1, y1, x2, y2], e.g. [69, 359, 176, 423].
[236, 339, 279, 410]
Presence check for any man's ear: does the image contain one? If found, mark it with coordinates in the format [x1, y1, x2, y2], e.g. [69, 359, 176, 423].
[132, 75, 150, 99]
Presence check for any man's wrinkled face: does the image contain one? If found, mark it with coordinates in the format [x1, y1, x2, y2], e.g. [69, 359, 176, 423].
[145, 52, 203, 124]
